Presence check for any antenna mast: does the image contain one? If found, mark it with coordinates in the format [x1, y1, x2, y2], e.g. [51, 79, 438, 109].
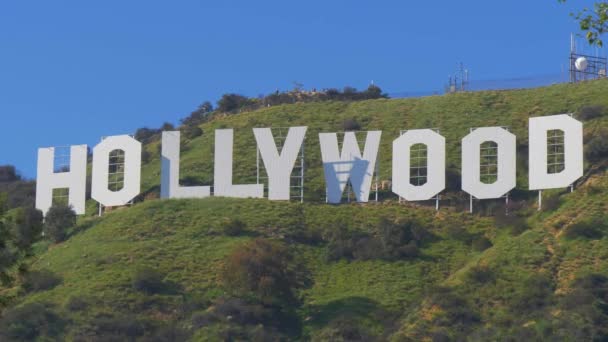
[445, 62, 469, 93]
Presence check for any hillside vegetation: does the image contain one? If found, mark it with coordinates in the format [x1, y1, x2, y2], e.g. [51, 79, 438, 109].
[2, 80, 608, 341]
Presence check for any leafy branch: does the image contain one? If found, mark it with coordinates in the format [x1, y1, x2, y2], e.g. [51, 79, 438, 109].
[560, 1, 608, 47]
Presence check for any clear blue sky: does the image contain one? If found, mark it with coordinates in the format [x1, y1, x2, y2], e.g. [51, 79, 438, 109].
[0, 0, 599, 178]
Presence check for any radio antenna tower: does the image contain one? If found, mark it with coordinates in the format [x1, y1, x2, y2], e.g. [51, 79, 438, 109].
[446, 62, 469, 93]
[569, 33, 607, 83]
[571, 32, 576, 55]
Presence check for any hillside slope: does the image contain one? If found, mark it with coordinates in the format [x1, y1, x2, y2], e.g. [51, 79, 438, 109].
[2, 81, 608, 341]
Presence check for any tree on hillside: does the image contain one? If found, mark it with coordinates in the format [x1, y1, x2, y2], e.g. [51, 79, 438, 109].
[217, 93, 253, 113]
[0, 219, 18, 285]
[0, 166, 35, 210]
[181, 125, 203, 139]
[221, 238, 307, 305]
[160, 122, 175, 131]
[0, 165, 20, 183]
[364, 84, 388, 98]
[560, 1, 608, 46]
[134, 127, 159, 144]
[0, 203, 41, 285]
[181, 101, 214, 126]
[0, 303, 66, 340]
[43, 205, 76, 243]
[11, 207, 43, 250]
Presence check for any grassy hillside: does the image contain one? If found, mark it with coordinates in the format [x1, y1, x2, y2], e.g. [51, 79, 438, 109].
[2, 80, 608, 341]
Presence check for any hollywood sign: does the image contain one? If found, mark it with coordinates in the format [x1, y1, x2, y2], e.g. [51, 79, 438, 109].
[35, 114, 583, 215]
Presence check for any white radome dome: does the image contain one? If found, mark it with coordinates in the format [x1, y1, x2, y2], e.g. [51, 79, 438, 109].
[575, 57, 589, 71]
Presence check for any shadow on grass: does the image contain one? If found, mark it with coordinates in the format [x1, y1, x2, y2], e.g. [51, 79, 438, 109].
[303, 296, 398, 340]
[68, 217, 103, 239]
[136, 184, 160, 202]
[159, 279, 184, 295]
[306, 296, 387, 328]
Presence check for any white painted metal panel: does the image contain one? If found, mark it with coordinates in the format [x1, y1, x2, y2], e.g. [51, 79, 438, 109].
[461, 127, 516, 199]
[214, 129, 264, 198]
[392, 129, 445, 201]
[161, 131, 211, 199]
[319, 131, 381, 203]
[36, 145, 88, 215]
[529, 114, 583, 190]
[91, 135, 142, 206]
[253, 126, 307, 200]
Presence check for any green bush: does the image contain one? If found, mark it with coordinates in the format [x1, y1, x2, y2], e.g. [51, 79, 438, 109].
[0, 179, 36, 210]
[287, 224, 323, 245]
[181, 101, 214, 126]
[324, 224, 358, 261]
[563, 218, 606, 240]
[22, 269, 62, 293]
[494, 201, 530, 236]
[0, 165, 20, 182]
[141, 149, 151, 163]
[325, 218, 431, 261]
[467, 265, 495, 283]
[314, 316, 375, 341]
[192, 297, 293, 339]
[561, 274, 607, 310]
[430, 330, 452, 342]
[134, 127, 160, 144]
[43, 204, 76, 243]
[510, 274, 554, 311]
[445, 222, 473, 243]
[160, 122, 175, 131]
[342, 118, 361, 131]
[221, 218, 246, 236]
[11, 207, 43, 250]
[132, 267, 166, 294]
[557, 274, 608, 339]
[578, 105, 607, 120]
[217, 93, 255, 113]
[373, 218, 429, 260]
[211, 297, 274, 325]
[192, 312, 217, 329]
[429, 287, 480, 327]
[216, 325, 286, 342]
[147, 324, 191, 342]
[542, 192, 562, 211]
[471, 236, 493, 252]
[65, 296, 89, 312]
[182, 125, 203, 140]
[397, 241, 420, 258]
[351, 236, 383, 260]
[445, 167, 462, 192]
[0, 303, 65, 341]
[86, 315, 145, 339]
[585, 129, 608, 162]
[212, 85, 388, 115]
[509, 224, 529, 236]
[222, 238, 305, 304]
